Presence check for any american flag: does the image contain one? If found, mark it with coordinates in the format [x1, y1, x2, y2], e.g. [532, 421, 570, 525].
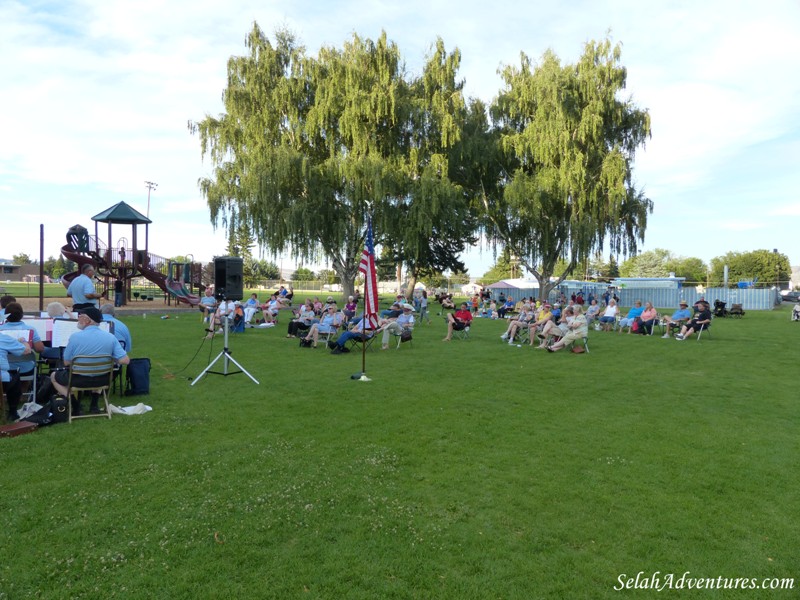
[358, 217, 379, 330]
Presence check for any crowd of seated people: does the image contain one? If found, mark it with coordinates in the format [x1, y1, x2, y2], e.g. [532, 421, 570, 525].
[266, 286, 719, 358]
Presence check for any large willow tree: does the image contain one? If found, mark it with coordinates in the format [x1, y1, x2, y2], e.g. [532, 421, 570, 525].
[190, 24, 470, 296]
[483, 38, 652, 298]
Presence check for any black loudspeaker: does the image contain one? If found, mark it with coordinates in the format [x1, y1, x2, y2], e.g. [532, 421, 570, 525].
[214, 256, 243, 301]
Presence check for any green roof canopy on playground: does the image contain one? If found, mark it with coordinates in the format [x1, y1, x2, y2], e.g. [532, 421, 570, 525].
[91, 201, 151, 260]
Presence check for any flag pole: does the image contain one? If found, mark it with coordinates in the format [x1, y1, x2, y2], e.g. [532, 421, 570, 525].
[357, 207, 377, 382]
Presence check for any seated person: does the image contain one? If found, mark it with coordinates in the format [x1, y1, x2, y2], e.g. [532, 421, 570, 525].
[380, 303, 415, 349]
[527, 303, 554, 346]
[243, 293, 260, 324]
[231, 302, 246, 331]
[440, 294, 455, 310]
[100, 304, 132, 351]
[285, 286, 294, 303]
[792, 303, 800, 322]
[500, 303, 534, 344]
[485, 300, 498, 320]
[547, 305, 589, 352]
[598, 299, 619, 331]
[262, 294, 282, 322]
[50, 307, 129, 415]
[286, 299, 316, 338]
[380, 302, 402, 319]
[442, 303, 473, 341]
[199, 288, 217, 322]
[617, 300, 644, 334]
[323, 296, 338, 312]
[536, 306, 574, 348]
[331, 316, 374, 354]
[343, 296, 358, 321]
[584, 299, 601, 324]
[550, 303, 562, 320]
[660, 300, 692, 338]
[0, 302, 44, 399]
[304, 305, 343, 348]
[47, 301, 74, 319]
[207, 298, 235, 338]
[636, 301, 658, 335]
[0, 295, 17, 324]
[675, 302, 712, 340]
[312, 296, 324, 315]
[1, 330, 32, 421]
[497, 297, 515, 319]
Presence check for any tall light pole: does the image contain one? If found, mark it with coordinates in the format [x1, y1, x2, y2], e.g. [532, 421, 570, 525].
[773, 249, 779, 304]
[145, 181, 158, 218]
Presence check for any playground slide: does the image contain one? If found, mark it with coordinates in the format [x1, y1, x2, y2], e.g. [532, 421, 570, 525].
[60, 244, 103, 290]
[165, 277, 202, 306]
[137, 262, 201, 306]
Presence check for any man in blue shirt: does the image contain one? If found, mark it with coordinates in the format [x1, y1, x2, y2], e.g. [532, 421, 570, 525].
[331, 317, 374, 354]
[100, 304, 132, 352]
[497, 297, 515, 319]
[1, 326, 32, 421]
[663, 300, 693, 338]
[51, 307, 129, 415]
[67, 264, 103, 310]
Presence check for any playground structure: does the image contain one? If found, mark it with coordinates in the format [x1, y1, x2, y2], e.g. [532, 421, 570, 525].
[60, 201, 202, 306]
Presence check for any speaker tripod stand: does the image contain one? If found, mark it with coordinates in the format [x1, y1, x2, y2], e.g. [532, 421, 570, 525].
[192, 307, 259, 386]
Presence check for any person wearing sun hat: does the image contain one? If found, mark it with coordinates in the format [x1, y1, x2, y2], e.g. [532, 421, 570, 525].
[660, 300, 693, 338]
[379, 303, 415, 349]
[50, 307, 129, 415]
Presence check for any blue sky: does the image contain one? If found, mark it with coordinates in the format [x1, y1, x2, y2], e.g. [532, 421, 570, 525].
[2, 0, 799, 277]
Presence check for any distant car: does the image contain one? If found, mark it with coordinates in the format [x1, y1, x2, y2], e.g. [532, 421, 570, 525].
[780, 291, 800, 302]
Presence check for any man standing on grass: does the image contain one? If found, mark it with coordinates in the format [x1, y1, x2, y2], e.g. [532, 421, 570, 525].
[67, 263, 103, 311]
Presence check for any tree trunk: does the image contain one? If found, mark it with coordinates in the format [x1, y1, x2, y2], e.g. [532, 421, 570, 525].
[405, 273, 418, 301]
[395, 263, 403, 294]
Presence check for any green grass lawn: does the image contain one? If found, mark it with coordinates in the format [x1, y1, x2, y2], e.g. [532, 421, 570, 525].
[1, 304, 798, 598]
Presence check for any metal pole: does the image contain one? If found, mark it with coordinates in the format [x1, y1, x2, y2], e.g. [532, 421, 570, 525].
[144, 181, 158, 218]
[39, 224, 44, 311]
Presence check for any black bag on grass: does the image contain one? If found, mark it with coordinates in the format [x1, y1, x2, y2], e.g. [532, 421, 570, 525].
[125, 358, 151, 396]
